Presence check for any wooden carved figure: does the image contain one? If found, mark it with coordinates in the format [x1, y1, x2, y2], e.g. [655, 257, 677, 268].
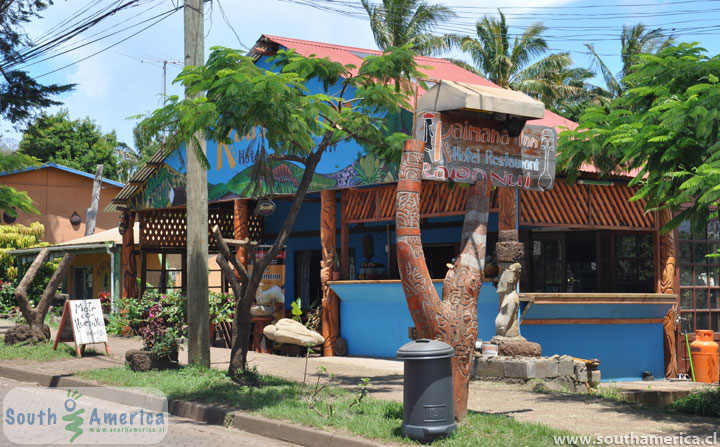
[395, 139, 488, 421]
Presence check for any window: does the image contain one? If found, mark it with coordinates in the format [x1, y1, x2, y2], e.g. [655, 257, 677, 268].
[530, 234, 564, 293]
[72, 266, 93, 300]
[141, 251, 185, 297]
[613, 233, 654, 293]
[678, 220, 720, 334]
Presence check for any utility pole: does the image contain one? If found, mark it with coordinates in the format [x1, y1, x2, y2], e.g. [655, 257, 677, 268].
[184, 0, 210, 367]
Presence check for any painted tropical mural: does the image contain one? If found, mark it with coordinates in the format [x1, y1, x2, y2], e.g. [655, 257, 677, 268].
[127, 137, 398, 211]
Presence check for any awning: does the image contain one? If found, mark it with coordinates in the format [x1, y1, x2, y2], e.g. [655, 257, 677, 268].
[417, 80, 545, 121]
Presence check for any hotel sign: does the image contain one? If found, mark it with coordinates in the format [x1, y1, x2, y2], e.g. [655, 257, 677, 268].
[415, 112, 557, 191]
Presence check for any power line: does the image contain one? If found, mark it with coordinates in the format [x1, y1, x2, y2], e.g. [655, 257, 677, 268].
[35, 6, 181, 79]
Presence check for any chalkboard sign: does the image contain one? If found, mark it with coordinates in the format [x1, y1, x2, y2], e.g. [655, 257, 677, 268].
[53, 299, 110, 357]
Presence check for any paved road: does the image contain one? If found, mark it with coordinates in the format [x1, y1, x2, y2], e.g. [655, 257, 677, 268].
[0, 376, 298, 447]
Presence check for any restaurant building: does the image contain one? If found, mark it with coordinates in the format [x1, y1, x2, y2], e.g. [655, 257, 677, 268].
[106, 35, 710, 381]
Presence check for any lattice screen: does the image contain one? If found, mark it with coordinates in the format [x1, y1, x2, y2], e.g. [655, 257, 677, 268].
[140, 206, 234, 249]
[248, 214, 264, 242]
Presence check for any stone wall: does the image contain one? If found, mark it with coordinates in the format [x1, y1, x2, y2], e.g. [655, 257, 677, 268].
[472, 354, 602, 393]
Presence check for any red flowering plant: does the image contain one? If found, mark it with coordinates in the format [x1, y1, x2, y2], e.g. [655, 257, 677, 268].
[97, 291, 111, 314]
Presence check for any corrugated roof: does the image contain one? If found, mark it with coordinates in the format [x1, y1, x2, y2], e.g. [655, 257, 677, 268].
[57, 222, 139, 246]
[0, 163, 125, 188]
[105, 147, 168, 212]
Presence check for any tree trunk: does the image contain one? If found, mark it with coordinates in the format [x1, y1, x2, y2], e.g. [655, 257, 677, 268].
[214, 146, 326, 377]
[85, 164, 103, 236]
[14, 248, 75, 343]
[395, 139, 488, 421]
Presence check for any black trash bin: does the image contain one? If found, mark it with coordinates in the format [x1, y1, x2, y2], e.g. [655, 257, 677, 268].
[396, 339, 457, 443]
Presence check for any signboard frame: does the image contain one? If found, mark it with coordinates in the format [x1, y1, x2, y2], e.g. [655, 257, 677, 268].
[415, 111, 557, 191]
[53, 299, 110, 358]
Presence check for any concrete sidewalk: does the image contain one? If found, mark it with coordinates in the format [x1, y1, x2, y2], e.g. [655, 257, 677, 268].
[1, 319, 718, 442]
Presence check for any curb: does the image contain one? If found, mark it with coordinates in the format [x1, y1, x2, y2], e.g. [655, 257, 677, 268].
[0, 364, 388, 447]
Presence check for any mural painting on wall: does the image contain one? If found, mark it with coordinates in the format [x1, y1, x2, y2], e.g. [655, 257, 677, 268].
[415, 112, 557, 191]
[129, 128, 398, 210]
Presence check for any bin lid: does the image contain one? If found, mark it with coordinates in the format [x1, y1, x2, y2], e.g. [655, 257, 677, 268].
[396, 339, 454, 359]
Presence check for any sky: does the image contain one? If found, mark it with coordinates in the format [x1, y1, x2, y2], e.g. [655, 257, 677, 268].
[2, 0, 720, 153]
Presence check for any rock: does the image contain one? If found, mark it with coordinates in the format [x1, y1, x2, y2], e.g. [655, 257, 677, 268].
[263, 318, 324, 346]
[125, 349, 177, 372]
[491, 337, 542, 357]
[588, 369, 602, 386]
[4, 324, 51, 345]
[126, 349, 153, 372]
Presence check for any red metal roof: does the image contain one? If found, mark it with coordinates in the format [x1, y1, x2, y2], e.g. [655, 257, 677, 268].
[261, 35, 574, 132]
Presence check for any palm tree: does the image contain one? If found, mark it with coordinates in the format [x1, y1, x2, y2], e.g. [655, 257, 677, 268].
[456, 10, 590, 110]
[361, 0, 455, 56]
[585, 23, 674, 97]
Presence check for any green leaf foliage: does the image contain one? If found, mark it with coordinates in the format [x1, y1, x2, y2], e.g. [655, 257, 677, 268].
[0, 1, 74, 125]
[18, 109, 130, 181]
[558, 43, 720, 233]
[138, 45, 422, 182]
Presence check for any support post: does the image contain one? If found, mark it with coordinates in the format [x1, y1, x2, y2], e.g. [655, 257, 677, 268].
[320, 190, 340, 356]
[184, 0, 210, 367]
[498, 187, 516, 232]
[233, 199, 250, 268]
[657, 208, 678, 378]
[340, 190, 349, 279]
[121, 212, 139, 298]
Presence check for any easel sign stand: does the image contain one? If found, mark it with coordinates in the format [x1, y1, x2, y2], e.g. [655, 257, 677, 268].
[53, 298, 110, 358]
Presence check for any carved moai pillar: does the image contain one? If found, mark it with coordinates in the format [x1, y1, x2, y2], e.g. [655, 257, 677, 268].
[320, 190, 340, 356]
[395, 139, 487, 421]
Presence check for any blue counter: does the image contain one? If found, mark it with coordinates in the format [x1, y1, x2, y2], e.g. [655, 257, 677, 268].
[520, 293, 677, 381]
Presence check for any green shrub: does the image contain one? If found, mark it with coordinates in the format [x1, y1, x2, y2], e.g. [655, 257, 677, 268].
[0, 223, 46, 282]
[672, 386, 720, 417]
[0, 281, 16, 314]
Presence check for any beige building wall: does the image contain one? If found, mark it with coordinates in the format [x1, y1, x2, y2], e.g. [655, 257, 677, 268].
[1, 167, 122, 244]
[65, 252, 112, 300]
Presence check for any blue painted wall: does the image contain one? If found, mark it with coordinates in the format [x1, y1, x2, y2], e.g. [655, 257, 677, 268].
[333, 281, 498, 358]
[522, 323, 665, 381]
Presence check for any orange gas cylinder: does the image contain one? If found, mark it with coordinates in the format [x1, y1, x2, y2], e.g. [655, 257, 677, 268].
[690, 330, 719, 383]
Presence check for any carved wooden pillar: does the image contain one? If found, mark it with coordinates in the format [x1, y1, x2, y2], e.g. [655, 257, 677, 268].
[657, 208, 678, 378]
[498, 187, 516, 232]
[395, 139, 487, 421]
[121, 211, 139, 298]
[320, 190, 340, 356]
[340, 191, 349, 279]
[234, 199, 249, 268]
